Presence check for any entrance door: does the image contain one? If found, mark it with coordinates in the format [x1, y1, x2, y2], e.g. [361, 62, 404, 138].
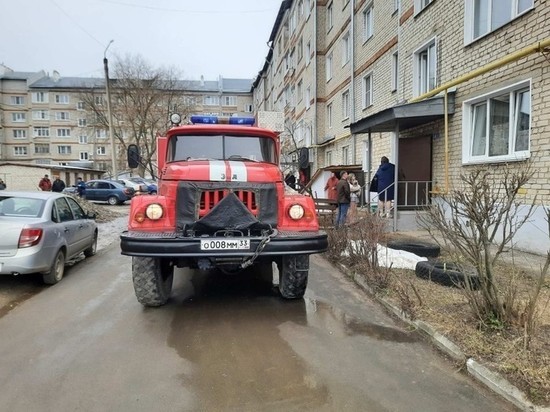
[397, 136, 432, 207]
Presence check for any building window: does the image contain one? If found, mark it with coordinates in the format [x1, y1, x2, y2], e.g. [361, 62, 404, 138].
[464, 0, 534, 43]
[413, 38, 437, 96]
[327, 103, 333, 128]
[305, 86, 311, 109]
[342, 32, 351, 66]
[222, 96, 237, 106]
[57, 128, 71, 137]
[363, 4, 374, 41]
[78, 118, 87, 127]
[12, 112, 26, 122]
[326, 52, 333, 82]
[391, 51, 399, 92]
[34, 127, 50, 137]
[55, 111, 70, 121]
[32, 92, 49, 103]
[297, 80, 303, 102]
[305, 0, 311, 17]
[95, 96, 104, 105]
[297, 38, 304, 62]
[58, 145, 72, 155]
[342, 90, 350, 119]
[204, 95, 220, 106]
[79, 135, 88, 144]
[55, 94, 69, 104]
[97, 146, 106, 155]
[35, 144, 50, 154]
[305, 40, 311, 66]
[463, 81, 530, 164]
[326, 150, 332, 166]
[79, 152, 89, 160]
[77, 101, 85, 110]
[96, 129, 107, 139]
[14, 146, 28, 156]
[394, 0, 401, 12]
[342, 145, 350, 164]
[414, 0, 434, 14]
[13, 129, 27, 139]
[32, 110, 49, 120]
[327, 2, 333, 31]
[10, 96, 25, 105]
[362, 73, 373, 108]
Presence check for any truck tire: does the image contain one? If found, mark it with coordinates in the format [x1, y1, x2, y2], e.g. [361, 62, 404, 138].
[278, 255, 309, 299]
[132, 257, 174, 306]
[415, 261, 480, 289]
[387, 240, 440, 258]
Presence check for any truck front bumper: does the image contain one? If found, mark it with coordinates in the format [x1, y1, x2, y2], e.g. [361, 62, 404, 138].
[120, 230, 328, 258]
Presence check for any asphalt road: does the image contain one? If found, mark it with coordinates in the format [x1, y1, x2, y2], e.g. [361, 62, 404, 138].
[0, 243, 517, 411]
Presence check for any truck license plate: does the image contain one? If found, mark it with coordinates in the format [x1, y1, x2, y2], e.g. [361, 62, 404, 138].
[200, 239, 250, 251]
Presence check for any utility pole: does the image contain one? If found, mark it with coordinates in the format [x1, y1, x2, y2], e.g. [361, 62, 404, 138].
[103, 40, 117, 179]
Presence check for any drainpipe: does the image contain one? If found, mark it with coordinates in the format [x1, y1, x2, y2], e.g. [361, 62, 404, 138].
[444, 89, 449, 192]
[313, 0, 318, 171]
[350, 0, 356, 165]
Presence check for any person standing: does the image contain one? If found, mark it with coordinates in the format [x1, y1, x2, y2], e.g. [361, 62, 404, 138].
[335, 171, 350, 228]
[324, 172, 339, 202]
[0, 179, 6, 190]
[51, 176, 66, 193]
[374, 156, 396, 217]
[38, 174, 52, 191]
[348, 173, 361, 224]
[76, 177, 86, 198]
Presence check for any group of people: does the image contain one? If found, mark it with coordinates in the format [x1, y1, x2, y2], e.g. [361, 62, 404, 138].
[38, 174, 86, 197]
[326, 156, 396, 228]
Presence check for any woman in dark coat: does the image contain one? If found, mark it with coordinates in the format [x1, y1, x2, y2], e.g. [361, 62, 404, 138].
[374, 156, 395, 217]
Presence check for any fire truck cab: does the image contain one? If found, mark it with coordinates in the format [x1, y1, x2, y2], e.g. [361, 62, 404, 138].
[120, 115, 328, 306]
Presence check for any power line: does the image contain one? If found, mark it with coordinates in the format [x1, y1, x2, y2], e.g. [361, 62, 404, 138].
[94, 0, 276, 14]
[49, 0, 105, 49]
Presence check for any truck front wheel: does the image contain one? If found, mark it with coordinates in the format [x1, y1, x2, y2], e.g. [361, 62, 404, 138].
[132, 257, 174, 307]
[278, 255, 309, 299]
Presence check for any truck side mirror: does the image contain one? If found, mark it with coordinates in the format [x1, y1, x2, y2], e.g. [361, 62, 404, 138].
[127, 144, 140, 169]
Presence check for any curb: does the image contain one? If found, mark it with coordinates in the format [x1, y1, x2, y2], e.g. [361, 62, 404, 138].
[337, 263, 549, 412]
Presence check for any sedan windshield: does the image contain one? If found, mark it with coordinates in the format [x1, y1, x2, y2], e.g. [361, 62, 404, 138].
[0, 196, 45, 217]
[168, 134, 276, 163]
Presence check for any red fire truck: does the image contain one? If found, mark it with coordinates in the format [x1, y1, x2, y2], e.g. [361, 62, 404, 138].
[120, 114, 328, 306]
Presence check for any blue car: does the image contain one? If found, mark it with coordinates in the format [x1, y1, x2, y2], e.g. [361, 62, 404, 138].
[128, 177, 157, 195]
[84, 180, 135, 205]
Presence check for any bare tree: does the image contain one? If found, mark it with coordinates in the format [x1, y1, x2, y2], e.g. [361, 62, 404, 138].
[81, 54, 195, 177]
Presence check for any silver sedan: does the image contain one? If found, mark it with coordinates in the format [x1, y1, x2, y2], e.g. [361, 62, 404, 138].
[0, 191, 98, 284]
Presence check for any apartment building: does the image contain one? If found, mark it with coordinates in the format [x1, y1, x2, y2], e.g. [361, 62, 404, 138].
[0, 66, 253, 174]
[252, 0, 549, 253]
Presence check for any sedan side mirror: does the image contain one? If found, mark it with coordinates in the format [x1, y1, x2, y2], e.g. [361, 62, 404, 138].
[86, 212, 97, 220]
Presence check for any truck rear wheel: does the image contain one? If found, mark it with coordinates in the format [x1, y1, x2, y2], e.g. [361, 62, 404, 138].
[132, 257, 174, 307]
[278, 255, 309, 299]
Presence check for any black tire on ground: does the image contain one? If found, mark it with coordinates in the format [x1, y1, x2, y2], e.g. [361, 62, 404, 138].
[415, 260, 480, 289]
[387, 240, 441, 258]
[132, 257, 174, 306]
[107, 196, 118, 206]
[42, 249, 66, 285]
[83, 231, 98, 257]
[278, 255, 309, 299]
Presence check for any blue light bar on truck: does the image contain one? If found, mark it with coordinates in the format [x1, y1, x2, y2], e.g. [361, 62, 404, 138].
[190, 115, 255, 126]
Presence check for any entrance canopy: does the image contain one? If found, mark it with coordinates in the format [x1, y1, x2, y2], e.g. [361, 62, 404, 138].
[349, 92, 455, 134]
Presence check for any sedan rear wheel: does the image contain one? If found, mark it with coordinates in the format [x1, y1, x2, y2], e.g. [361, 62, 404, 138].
[107, 196, 118, 206]
[84, 232, 98, 257]
[42, 249, 66, 285]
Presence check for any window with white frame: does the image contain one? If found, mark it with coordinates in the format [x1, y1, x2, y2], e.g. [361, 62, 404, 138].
[57, 145, 71, 155]
[34, 127, 50, 137]
[362, 73, 373, 108]
[297, 80, 303, 102]
[305, 40, 311, 66]
[363, 4, 374, 41]
[96, 129, 107, 139]
[78, 118, 87, 127]
[35, 144, 50, 154]
[97, 146, 106, 155]
[204, 95, 220, 106]
[394, 0, 401, 12]
[326, 150, 333, 166]
[13, 129, 27, 139]
[299, 0, 304, 15]
[32, 110, 49, 120]
[305, 0, 311, 17]
[326, 52, 333, 82]
[342, 145, 350, 164]
[414, 0, 434, 14]
[463, 81, 530, 163]
[298, 38, 303, 61]
[413, 39, 437, 96]
[55, 94, 69, 104]
[77, 101, 85, 110]
[464, 0, 534, 44]
[79, 135, 88, 144]
[94, 96, 104, 105]
[55, 111, 70, 121]
[10, 96, 25, 105]
[57, 128, 71, 137]
[327, 2, 333, 31]
[327, 103, 333, 128]
[391, 51, 399, 92]
[32, 92, 48, 103]
[342, 32, 351, 66]
[79, 152, 89, 160]
[222, 96, 237, 106]
[342, 90, 350, 119]
[12, 112, 26, 122]
[14, 146, 28, 156]
[305, 86, 311, 109]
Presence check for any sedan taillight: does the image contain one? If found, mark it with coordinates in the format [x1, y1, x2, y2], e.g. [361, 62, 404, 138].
[19, 228, 43, 248]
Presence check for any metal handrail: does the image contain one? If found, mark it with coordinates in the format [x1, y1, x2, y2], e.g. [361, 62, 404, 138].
[361, 180, 432, 210]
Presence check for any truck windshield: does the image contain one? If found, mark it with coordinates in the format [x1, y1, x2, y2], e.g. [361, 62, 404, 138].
[168, 134, 276, 163]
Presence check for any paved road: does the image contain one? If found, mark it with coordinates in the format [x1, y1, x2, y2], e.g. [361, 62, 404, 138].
[0, 243, 516, 411]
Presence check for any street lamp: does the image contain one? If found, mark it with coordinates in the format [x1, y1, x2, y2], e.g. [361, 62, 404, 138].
[103, 40, 117, 179]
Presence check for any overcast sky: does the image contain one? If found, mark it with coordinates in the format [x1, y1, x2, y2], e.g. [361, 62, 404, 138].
[0, 0, 282, 81]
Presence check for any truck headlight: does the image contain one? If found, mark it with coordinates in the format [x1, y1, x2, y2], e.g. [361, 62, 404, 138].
[288, 204, 305, 220]
[145, 203, 163, 220]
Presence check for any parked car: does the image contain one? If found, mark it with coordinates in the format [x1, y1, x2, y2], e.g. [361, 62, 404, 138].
[84, 179, 135, 205]
[128, 177, 157, 195]
[117, 179, 149, 195]
[0, 191, 98, 284]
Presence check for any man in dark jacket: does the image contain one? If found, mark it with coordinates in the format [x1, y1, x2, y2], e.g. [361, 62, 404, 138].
[374, 156, 396, 217]
[335, 171, 350, 228]
[51, 176, 66, 192]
